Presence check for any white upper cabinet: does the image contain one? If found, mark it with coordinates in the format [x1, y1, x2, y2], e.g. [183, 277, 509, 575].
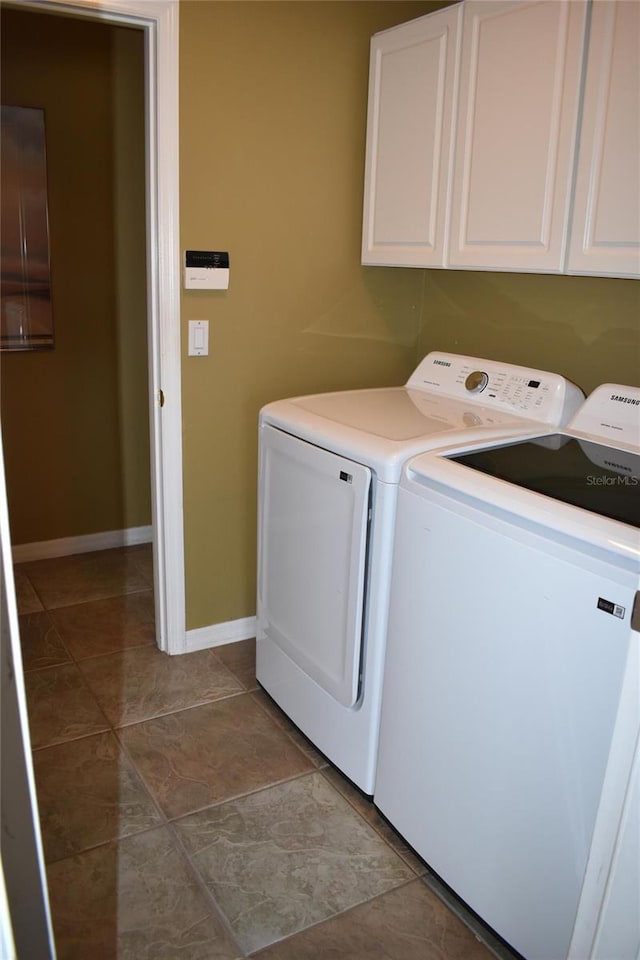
[362, 0, 639, 278]
[448, 0, 587, 273]
[567, 0, 640, 278]
[361, 4, 462, 267]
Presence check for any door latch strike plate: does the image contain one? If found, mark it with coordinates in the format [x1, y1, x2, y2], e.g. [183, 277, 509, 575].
[159, 389, 165, 408]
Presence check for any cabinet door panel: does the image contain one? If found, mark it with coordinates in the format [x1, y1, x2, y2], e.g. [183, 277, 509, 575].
[448, 0, 587, 272]
[567, 0, 640, 278]
[361, 4, 461, 267]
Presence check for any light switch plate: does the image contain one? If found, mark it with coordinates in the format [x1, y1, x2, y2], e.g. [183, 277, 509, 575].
[188, 320, 209, 356]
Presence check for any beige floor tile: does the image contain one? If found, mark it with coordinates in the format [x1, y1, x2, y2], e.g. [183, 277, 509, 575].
[78, 644, 244, 726]
[25, 663, 109, 749]
[321, 766, 427, 875]
[47, 827, 241, 960]
[19, 611, 71, 671]
[214, 638, 257, 690]
[119, 694, 315, 819]
[33, 731, 163, 862]
[251, 689, 328, 768]
[51, 591, 156, 659]
[13, 567, 44, 613]
[251, 878, 495, 960]
[13, 546, 517, 960]
[19, 548, 151, 609]
[174, 771, 414, 955]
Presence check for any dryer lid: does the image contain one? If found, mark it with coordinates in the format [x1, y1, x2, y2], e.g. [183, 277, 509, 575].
[290, 388, 518, 441]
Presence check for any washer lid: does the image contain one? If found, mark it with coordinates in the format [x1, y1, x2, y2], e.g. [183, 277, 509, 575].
[450, 434, 640, 529]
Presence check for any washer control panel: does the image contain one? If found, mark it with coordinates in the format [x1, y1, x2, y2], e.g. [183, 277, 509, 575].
[465, 371, 489, 394]
[407, 352, 584, 426]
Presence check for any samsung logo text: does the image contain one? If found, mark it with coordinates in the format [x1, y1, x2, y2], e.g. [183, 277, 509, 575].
[610, 394, 640, 405]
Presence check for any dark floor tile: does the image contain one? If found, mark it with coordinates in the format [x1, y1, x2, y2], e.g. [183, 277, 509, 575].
[419, 870, 521, 960]
[119, 694, 315, 819]
[25, 663, 109, 749]
[51, 591, 156, 659]
[125, 542, 154, 586]
[19, 548, 150, 609]
[13, 567, 44, 613]
[19, 610, 71, 671]
[175, 771, 414, 954]
[252, 878, 495, 960]
[214, 638, 257, 690]
[33, 731, 163, 862]
[47, 827, 241, 960]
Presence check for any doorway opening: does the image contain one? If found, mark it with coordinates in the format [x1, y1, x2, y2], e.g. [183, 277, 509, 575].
[2, 0, 184, 654]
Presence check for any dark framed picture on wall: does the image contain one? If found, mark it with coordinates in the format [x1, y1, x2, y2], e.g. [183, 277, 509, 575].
[1, 105, 54, 351]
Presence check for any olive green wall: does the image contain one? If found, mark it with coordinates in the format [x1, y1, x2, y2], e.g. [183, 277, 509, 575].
[179, 0, 440, 629]
[180, 0, 639, 632]
[417, 271, 640, 395]
[0, 10, 150, 546]
[3, 2, 637, 632]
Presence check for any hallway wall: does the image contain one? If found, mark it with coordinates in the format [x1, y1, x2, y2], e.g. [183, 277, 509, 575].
[0, 10, 150, 546]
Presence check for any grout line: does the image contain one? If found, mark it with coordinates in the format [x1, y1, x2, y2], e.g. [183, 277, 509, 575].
[24, 549, 519, 958]
[243, 876, 424, 958]
[110, 726, 169, 828]
[63, 636, 156, 664]
[249, 687, 329, 769]
[163, 766, 323, 826]
[166, 818, 248, 958]
[42, 820, 170, 870]
[105, 686, 252, 732]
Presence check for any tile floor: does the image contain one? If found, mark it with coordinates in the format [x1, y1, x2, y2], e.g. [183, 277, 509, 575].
[16, 545, 520, 959]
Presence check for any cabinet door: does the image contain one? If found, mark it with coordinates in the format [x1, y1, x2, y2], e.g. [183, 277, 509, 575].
[567, 0, 640, 278]
[361, 4, 462, 267]
[448, 0, 587, 273]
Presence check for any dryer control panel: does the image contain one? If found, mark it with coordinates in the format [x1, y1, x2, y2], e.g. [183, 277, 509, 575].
[406, 352, 584, 426]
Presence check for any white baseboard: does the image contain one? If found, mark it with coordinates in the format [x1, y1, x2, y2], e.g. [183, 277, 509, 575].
[12, 526, 153, 563]
[184, 616, 256, 653]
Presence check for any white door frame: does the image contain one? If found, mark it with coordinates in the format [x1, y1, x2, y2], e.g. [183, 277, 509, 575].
[10, 0, 185, 653]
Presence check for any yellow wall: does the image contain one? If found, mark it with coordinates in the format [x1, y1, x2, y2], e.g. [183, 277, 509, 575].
[0, 10, 150, 545]
[179, 0, 440, 628]
[418, 271, 640, 395]
[2, 2, 637, 633]
[180, 0, 639, 631]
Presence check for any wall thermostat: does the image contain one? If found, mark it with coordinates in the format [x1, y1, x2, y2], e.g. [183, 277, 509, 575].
[184, 250, 229, 290]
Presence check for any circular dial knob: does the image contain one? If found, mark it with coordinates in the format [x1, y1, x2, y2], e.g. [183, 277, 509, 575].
[465, 370, 489, 394]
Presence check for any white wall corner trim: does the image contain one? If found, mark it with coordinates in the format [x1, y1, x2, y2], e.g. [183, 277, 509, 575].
[184, 617, 257, 655]
[12, 527, 153, 564]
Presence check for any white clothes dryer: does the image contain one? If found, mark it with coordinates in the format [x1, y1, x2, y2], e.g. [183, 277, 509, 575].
[256, 352, 584, 793]
[375, 384, 640, 959]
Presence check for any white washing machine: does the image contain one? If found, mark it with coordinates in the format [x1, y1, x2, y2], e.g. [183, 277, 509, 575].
[375, 384, 640, 960]
[256, 352, 583, 793]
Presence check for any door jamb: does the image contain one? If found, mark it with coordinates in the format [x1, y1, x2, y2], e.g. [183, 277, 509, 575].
[9, 0, 186, 653]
